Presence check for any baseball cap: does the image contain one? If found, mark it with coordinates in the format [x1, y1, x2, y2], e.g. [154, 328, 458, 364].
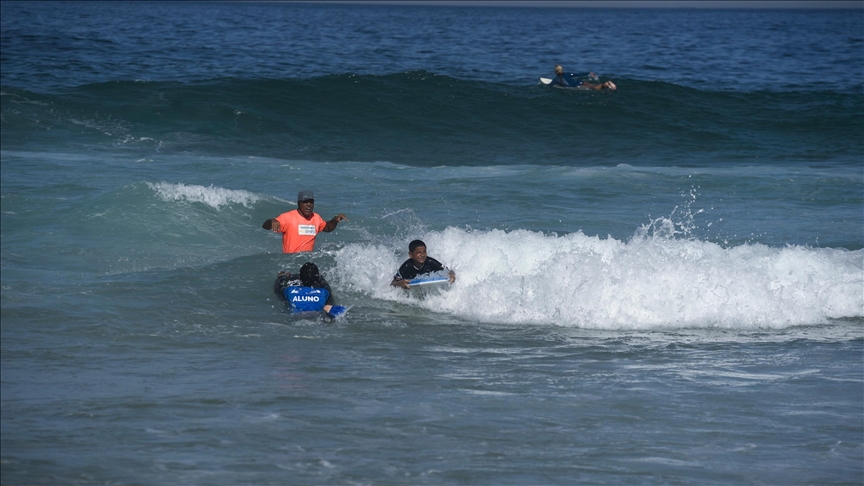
[297, 190, 314, 202]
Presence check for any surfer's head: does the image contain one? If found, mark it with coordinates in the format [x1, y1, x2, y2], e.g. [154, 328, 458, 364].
[299, 262, 321, 286]
[297, 189, 315, 218]
[554, 65, 564, 75]
[408, 240, 427, 265]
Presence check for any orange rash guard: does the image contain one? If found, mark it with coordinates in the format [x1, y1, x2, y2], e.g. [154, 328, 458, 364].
[274, 209, 327, 253]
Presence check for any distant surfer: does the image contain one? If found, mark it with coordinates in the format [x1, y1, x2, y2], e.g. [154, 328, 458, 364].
[273, 262, 346, 318]
[391, 240, 456, 289]
[262, 190, 348, 253]
[547, 64, 616, 90]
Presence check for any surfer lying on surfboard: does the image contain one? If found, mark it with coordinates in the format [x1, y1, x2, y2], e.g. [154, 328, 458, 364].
[391, 239, 456, 289]
[273, 262, 347, 318]
[541, 64, 616, 90]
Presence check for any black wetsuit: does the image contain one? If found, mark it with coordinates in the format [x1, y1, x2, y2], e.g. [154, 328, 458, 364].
[393, 257, 446, 281]
[550, 72, 591, 87]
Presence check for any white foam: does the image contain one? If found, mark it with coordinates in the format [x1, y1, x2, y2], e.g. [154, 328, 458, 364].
[147, 182, 259, 209]
[335, 224, 864, 329]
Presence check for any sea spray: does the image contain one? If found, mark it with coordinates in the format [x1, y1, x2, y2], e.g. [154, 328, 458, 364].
[147, 182, 260, 209]
[337, 226, 863, 329]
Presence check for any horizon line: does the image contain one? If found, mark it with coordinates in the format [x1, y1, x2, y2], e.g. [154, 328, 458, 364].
[266, 1, 863, 8]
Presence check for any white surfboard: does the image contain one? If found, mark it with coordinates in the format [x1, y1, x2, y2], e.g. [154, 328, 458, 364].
[539, 77, 553, 85]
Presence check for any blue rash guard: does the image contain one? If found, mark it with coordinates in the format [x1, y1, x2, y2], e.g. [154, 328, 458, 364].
[273, 273, 335, 306]
[272, 271, 348, 319]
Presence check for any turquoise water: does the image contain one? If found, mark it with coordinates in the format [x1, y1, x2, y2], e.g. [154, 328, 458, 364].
[2, 2, 862, 485]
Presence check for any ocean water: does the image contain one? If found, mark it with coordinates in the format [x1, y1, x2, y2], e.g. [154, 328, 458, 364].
[2, 2, 863, 485]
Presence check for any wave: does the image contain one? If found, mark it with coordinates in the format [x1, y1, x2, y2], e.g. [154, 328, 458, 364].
[147, 182, 260, 209]
[3, 72, 862, 167]
[4, 176, 860, 329]
[122, 179, 864, 328]
[334, 226, 864, 329]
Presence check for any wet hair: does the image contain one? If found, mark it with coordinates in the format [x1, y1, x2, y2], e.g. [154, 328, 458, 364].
[408, 240, 426, 253]
[299, 262, 320, 286]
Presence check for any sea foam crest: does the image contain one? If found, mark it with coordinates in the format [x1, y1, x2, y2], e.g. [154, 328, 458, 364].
[147, 182, 259, 209]
[338, 225, 864, 329]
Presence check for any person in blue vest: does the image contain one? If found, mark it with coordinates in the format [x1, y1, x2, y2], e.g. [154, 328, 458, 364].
[273, 262, 346, 318]
[550, 64, 616, 90]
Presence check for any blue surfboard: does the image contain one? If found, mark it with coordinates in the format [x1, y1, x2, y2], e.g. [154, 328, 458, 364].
[408, 276, 450, 287]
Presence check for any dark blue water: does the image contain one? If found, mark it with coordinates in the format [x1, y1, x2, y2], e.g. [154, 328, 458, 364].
[3, 3, 863, 168]
[2, 2, 862, 485]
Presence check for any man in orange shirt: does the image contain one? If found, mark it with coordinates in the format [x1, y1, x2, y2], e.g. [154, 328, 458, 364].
[261, 190, 348, 253]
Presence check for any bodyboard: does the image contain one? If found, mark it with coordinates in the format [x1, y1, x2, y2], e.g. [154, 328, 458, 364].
[408, 276, 450, 287]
